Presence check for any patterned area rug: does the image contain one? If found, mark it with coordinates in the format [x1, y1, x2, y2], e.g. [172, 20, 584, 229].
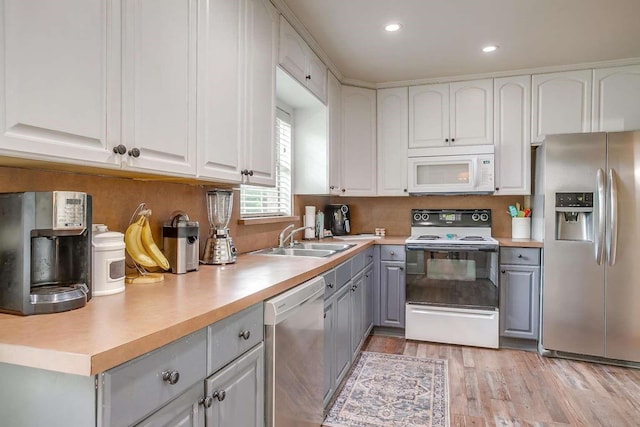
[324, 351, 449, 427]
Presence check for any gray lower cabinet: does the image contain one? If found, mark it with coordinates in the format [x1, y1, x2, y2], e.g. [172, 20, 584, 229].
[377, 245, 406, 329]
[323, 248, 375, 410]
[136, 382, 205, 427]
[204, 343, 264, 427]
[499, 247, 541, 346]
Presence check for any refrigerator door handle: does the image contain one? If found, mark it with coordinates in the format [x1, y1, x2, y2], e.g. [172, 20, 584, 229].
[608, 168, 619, 266]
[595, 168, 606, 265]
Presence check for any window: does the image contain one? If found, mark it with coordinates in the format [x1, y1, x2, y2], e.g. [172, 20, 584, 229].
[240, 108, 292, 217]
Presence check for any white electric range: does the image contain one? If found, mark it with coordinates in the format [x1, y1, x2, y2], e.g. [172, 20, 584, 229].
[405, 209, 500, 348]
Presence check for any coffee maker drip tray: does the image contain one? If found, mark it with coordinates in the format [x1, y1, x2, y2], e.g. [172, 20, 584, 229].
[30, 283, 88, 314]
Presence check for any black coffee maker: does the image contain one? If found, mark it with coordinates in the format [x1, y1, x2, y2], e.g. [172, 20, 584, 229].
[325, 204, 351, 236]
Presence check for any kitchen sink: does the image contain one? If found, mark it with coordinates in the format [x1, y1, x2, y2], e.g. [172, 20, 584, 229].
[292, 242, 356, 251]
[250, 247, 337, 258]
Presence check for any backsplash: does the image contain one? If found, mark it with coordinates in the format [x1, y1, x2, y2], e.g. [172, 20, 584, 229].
[0, 166, 525, 260]
[297, 194, 526, 238]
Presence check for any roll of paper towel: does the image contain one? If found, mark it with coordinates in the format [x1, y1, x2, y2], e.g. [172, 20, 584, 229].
[304, 206, 316, 239]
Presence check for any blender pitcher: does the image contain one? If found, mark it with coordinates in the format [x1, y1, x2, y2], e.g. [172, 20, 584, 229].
[202, 190, 237, 264]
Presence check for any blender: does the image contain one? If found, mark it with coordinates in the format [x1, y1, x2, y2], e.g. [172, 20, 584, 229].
[202, 190, 237, 264]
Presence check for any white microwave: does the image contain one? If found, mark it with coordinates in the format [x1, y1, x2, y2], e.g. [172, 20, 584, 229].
[407, 150, 495, 194]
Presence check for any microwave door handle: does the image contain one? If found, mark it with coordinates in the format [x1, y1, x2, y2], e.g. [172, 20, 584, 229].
[595, 168, 605, 265]
[471, 158, 479, 190]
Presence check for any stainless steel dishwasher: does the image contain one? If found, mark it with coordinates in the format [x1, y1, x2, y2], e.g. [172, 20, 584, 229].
[264, 275, 325, 427]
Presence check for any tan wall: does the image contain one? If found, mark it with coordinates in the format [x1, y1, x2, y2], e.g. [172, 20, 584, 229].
[297, 194, 526, 238]
[0, 166, 525, 260]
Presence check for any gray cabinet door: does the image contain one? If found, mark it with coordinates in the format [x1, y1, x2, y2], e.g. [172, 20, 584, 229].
[205, 343, 264, 427]
[334, 284, 352, 386]
[350, 273, 364, 360]
[136, 382, 205, 427]
[500, 265, 540, 340]
[323, 298, 335, 407]
[380, 261, 406, 328]
[363, 265, 374, 335]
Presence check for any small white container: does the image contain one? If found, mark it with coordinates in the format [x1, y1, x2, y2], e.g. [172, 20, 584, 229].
[92, 225, 126, 296]
[304, 206, 316, 239]
[512, 217, 531, 239]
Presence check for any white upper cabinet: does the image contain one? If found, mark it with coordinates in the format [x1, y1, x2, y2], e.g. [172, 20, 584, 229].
[197, 0, 243, 182]
[279, 16, 327, 103]
[341, 86, 376, 196]
[494, 75, 531, 195]
[449, 79, 494, 146]
[243, 0, 278, 186]
[0, 0, 117, 167]
[531, 70, 592, 144]
[409, 79, 493, 149]
[120, 0, 198, 177]
[328, 72, 343, 195]
[377, 87, 408, 196]
[409, 83, 449, 148]
[592, 64, 640, 132]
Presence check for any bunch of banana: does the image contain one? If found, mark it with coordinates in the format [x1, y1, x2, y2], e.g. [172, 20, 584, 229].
[125, 213, 171, 271]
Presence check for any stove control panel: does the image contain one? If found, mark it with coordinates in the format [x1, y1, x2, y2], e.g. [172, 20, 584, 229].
[411, 209, 491, 227]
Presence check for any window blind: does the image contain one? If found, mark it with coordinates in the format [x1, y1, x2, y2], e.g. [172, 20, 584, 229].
[240, 108, 292, 217]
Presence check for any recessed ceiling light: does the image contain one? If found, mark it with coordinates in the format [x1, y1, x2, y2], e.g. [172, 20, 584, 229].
[385, 23, 402, 32]
[482, 45, 498, 53]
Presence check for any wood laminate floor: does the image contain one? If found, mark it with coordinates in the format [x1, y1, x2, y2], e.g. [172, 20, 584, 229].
[347, 335, 640, 426]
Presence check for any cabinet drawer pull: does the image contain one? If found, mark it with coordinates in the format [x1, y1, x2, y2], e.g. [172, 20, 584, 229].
[327, 282, 334, 289]
[161, 370, 180, 385]
[390, 251, 395, 255]
[501, 270, 506, 274]
[213, 390, 226, 401]
[200, 396, 213, 408]
[518, 254, 524, 258]
[239, 330, 251, 340]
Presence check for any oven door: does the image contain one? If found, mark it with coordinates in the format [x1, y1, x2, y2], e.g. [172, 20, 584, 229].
[405, 244, 500, 348]
[405, 244, 499, 309]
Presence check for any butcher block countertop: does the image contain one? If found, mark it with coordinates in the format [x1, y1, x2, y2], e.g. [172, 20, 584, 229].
[0, 239, 376, 377]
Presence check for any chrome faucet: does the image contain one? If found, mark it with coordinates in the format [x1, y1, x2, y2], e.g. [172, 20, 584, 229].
[278, 224, 295, 248]
[278, 224, 313, 247]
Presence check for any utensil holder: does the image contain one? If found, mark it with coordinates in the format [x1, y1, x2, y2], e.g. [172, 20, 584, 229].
[512, 217, 531, 239]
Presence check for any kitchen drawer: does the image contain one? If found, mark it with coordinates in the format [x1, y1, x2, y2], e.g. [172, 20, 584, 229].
[207, 303, 263, 375]
[364, 247, 374, 266]
[352, 251, 365, 274]
[380, 245, 406, 262]
[323, 268, 337, 299]
[335, 259, 352, 290]
[100, 328, 207, 427]
[500, 247, 540, 265]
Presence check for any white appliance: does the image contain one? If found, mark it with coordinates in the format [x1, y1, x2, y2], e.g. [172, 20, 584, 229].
[405, 209, 500, 348]
[533, 131, 640, 364]
[407, 145, 495, 194]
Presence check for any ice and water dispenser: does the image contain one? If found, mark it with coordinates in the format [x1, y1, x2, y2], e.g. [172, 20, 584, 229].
[555, 192, 593, 241]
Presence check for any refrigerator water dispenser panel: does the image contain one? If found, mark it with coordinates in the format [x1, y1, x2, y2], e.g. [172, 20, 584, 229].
[555, 192, 593, 241]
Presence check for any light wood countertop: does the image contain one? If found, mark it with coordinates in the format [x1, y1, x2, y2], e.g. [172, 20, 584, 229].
[496, 238, 544, 248]
[0, 240, 375, 376]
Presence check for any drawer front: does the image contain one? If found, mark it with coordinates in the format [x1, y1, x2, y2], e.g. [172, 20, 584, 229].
[352, 251, 365, 275]
[363, 247, 374, 266]
[101, 328, 207, 427]
[500, 247, 540, 265]
[335, 259, 352, 290]
[207, 303, 264, 375]
[323, 268, 337, 299]
[380, 245, 406, 262]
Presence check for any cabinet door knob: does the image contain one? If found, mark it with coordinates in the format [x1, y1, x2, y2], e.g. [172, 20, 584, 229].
[330, 185, 336, 190]
[248, 170, 254, 176]
[390, 251, 395, 255]
[404, 188, 408, 192]
[399, 266, 404, 271]
[239, 330, 251, 340]
[200, 396, 213, 408]
[213, 390, 226, 401]
[501, 270, 506, 274]
[518, 254, 523, 258]
[451, 138, 455, 142]
[306, 74, 311, 80]
[112, 144, 127, 155]
[327, 282, 334, 289]
[341, 188, 346, 193]
[162, 370, 180, 385]
[445, 138, 449, 142]
[241, 169, 248, 176]
[128, 147, 141, 158]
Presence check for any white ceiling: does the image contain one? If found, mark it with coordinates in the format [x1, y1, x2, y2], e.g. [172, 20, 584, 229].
[279, 0, 640, 85]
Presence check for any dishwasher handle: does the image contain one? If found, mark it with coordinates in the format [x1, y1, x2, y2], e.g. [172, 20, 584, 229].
[264, 276, 325, 325]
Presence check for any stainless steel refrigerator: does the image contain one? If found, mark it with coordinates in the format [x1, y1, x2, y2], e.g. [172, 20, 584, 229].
[534, 131, 640, 363]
